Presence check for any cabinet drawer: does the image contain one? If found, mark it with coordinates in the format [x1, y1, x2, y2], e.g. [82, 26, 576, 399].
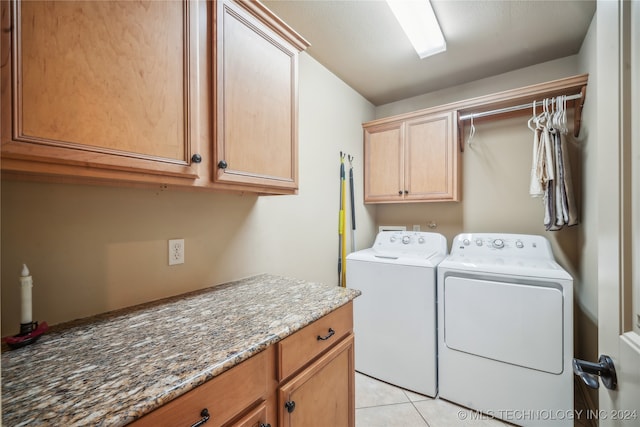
[227, 401, 269, 427]
[132, 349, 269, 427]
[277, 302, 353, 381]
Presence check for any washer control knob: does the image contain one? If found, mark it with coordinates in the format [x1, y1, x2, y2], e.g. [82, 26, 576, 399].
[390, 236, 396, 242]
[402, 235, 411, 244]
[492, 239, 505, 249]
[463, 239, 470, 246]
[418, 237, 425, 244]
[516, 240, 524, 248]
[475, 239, 483, 246]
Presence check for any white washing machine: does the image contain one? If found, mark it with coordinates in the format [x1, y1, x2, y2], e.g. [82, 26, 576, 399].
[347, 231, 447, 396]
[437, 233, 573, 426]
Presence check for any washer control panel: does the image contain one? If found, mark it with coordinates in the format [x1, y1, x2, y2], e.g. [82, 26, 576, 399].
[451, 233, 553, 258]
[373, 231, 447, 255]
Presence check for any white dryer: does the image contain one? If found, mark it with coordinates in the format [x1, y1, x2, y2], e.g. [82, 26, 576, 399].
[437, 233, 573, 426]
[347, 231, 447, 397]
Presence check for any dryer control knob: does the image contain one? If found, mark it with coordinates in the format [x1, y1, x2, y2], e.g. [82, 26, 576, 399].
[516, 240, 524, 248]
[475, 239, 483, 246]
[418, 237, 425, 244]
[492, 239, 505, 249]
[463, 239, 470, 246]
[402, 236, 411, 244]
[390, 236, 397, 242]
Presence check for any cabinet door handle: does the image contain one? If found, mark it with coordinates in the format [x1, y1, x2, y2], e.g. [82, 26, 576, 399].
[317, 328, 335, 341]
[398, 190, 403, 195]
[190, 408, 210, 427]
[191, 153, 202, 163]
[285, 400, 296, 413]
[259, 424, 271, 427]
[217, 160, 228, 169]
[404, 190, 409, 194]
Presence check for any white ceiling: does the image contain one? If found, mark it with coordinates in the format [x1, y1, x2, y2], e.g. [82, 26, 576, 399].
[262, 0, 596, 106]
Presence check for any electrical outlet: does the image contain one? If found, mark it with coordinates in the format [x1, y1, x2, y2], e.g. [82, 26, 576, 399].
[168, 239, 184, 265]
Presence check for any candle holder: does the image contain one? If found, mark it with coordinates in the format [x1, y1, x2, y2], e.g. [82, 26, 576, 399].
[19, 321, 37, 336]
[4, 320, 48, 349]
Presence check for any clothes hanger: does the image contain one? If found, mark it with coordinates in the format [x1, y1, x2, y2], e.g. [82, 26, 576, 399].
[468, 114, 476, 147]
[562, 95, 568, 133]
[527, 101, 537, 131]
[536, 98, 549, 129]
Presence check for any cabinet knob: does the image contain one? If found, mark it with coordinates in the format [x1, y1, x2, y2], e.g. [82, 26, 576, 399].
[190, 408, 210, 427]
[217, 160, 228, 169]
[398, 191, 403, 196]
[404, 190, 409, 195]
[259, 424, 271, 427]
[191, 153, 202, 164]
[284, 400, 296, 413]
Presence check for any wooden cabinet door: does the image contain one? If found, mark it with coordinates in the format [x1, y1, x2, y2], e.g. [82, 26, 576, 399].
[364, 121, 404, 202]
[404, 111, 459, 201]
[363, 110, 460, 203]
[278, 335, 355, 427]
[1, 0, 200, 181]
[215, 0, 307, 193]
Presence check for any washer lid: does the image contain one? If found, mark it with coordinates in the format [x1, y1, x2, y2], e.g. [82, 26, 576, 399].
[347, 248, 446, 267]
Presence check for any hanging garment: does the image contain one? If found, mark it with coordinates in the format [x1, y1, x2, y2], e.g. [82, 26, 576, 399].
[529, 127, 545, 197]
[550, 129, 565, 230]
[544, 127, 578, 230]
[559, 132, 579, 226]
[530, 97, 578, 231]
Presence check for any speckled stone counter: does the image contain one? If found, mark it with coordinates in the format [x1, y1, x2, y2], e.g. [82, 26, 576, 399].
[2, 274, 360, 426]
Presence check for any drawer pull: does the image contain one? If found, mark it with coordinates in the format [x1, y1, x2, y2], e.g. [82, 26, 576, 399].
[259, 424, 271, 427]
[317, 328, 335, 341]
[190, 408, 210, 427]
[285, 400, 296, 413]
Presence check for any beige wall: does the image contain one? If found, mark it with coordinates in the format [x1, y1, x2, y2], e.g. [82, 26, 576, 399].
[0, 53, 377, 336]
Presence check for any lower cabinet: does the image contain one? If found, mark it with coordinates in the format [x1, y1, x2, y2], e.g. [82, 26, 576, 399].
[278, 335, 355, 427]
[129, 302, 355, 427]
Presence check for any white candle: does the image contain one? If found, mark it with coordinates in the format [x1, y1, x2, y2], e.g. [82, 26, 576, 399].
[19, 264, 33, 324]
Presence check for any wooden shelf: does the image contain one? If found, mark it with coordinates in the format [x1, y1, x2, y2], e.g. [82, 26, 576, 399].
[456, 74, 589, 151]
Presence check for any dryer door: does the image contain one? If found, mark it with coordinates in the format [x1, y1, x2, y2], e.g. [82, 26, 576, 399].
[443, 276, 564, 374]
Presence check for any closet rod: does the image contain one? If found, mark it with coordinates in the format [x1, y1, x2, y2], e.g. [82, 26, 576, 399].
[459, 92, 583, 121]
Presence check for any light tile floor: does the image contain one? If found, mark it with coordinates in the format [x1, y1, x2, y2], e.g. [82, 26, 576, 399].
[355, 372, 511, 427]
[355, 372, 597, 427]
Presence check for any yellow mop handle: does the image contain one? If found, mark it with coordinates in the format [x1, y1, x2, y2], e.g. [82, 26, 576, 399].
[340, 173, 347, 287]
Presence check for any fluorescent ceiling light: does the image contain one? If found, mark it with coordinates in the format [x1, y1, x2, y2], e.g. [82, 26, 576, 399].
[386, 0, 446, 59]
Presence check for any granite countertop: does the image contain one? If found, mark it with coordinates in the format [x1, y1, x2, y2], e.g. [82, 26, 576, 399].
[1, 274, 361, 426]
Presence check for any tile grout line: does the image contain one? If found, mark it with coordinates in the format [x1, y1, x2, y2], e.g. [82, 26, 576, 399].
[356, 401, 417, 410]
[402, 389, 432, 427]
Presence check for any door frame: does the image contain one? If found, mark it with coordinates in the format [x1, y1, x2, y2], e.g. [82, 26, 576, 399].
[597, 0, 640, 424]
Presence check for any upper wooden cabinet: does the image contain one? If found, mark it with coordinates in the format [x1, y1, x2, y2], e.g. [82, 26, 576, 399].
[1, 0, 309, 194]
[1, 0, 201, 182]
[363, 110, 460, 203]
[213, 0, 309, 192]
